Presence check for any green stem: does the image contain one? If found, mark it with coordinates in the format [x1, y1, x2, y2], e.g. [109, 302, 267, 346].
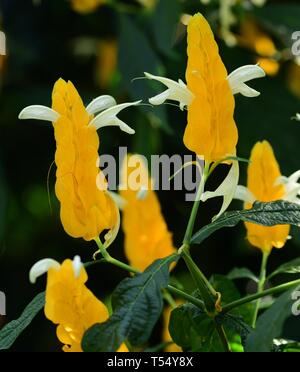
[166, 285, 204, 309]
[94, 237, 140, 274]
[92, 238, 205, 310]
[251, 251, 269, 328]
[214, 321, 231, 352]
[163, 289, 177, 309]
[181, 246, 217, 314]
[183, 162, 210, 245]
[222, 278, 300, 313]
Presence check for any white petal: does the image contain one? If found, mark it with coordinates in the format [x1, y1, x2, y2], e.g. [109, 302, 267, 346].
[137, 186, 148, 200]
[288, 170, 300, 184]
[90, 101, 140, 134]
[234, 185, 256, 204]
[109, 191, 127, 210]
[72, 256, 83, 278]
[228, 65, 265, 97]
[103, 192, 121, 249]
[29, 258, 60, 284]
[201, 160, 240, 220]
[144, 72, 194, 110]
[86, 95, 117, 115]
[19, 105, 60, 122]
[296, 113, 300, 122]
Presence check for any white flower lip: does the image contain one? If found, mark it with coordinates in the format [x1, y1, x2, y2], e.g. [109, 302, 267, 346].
[72, 256, 82, 278]
[201, 160, 240, 220]
[275, 171, 300, 204]
[228, 65, 266, 97]
[18, 105, 60, 123]
[86, 95, 117, 116]
[89, 101, 141, 134]
[144, 72, 194, 111]
[29, 258, 60, 284]
[137, 186, 148, 200]
[234, 185, 256, 204]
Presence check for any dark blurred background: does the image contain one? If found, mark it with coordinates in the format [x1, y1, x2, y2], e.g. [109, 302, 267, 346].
[1, 0, 300, 351]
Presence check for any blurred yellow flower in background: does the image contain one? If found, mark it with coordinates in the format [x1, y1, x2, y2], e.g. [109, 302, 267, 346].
[30, 256, 128, 352]
[19, 79, 139, 244]
[287, 62, 300, 100]
[136, 0, 156, 10]
[97, 39, 118, 89]
[120, 154, 176, 271]
[238, 18, 279, 76]
[71, 0, 105, 14]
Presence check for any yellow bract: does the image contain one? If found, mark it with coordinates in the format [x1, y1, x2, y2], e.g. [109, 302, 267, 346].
[120, 155, 176, 271]
[185, 13, 237, 162]
[245, 141, 290, 253]
[71, 0, 105, 14]
[52, 79, 118, 241]
[45, 259, 128, 352]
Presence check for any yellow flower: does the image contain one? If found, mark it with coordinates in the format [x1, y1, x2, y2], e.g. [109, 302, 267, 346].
[234, 141, 300, 253]
[71, 0, 105, 14]
[163, 305, 182, 352]
[29, 256, 128, 352]
[119, 154, 176, 271]
[145, 13, 265, 162]
[19, 79, 139, 244]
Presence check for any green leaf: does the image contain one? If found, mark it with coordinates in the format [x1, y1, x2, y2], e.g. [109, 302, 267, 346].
[0, 292, 45, 350]
[169, 303, 222, 352]
[268, 258, 300, 280]
[151, 0, 181, 58]
[228, 268, 259, 283]
[216, 313, 252, 347]
[82, 254, 178, 352]
[210, 275, 254, 326]
[191, 201, 300, 245]
[245, 287, 300, 352]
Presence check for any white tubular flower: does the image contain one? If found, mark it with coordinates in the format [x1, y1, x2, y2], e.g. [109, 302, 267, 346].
[29, 258, 60, 284]
[137, 186, 148, 200]
[72, 256, 83, 278]
[89, 101, 141, 134]
[18, 105, 60, 122]
[234, 185, 256, 204]
[294, 113, 300, 121]
[227, 65, 266, 97]
[19, 95, 138, 135]
[234, 170, 300, 207]
[275, 170, 300, 204]
[201, 160, 240, 220]
[144, 72, 194, 111]
[86, 95, 117, 115]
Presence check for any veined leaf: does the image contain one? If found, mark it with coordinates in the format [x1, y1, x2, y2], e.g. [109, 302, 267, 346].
[82, 254, 178, 352]
[0, 292, 45, 350]
[228, 268, 259, 283]
[191, 201, 300, 245]
[169, 303, 220, 352]
[268, 258, 300, 280]
[245, 287, 300, 352]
